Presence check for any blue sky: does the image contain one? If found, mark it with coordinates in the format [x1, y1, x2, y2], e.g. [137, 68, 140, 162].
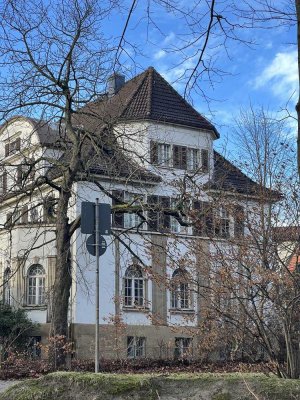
[107, 1, 297, 151]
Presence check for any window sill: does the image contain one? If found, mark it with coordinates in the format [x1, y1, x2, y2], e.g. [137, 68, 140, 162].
[169, 308, 195, 315]
[23, 305, 47, 311]
[123, 306, 150, 313]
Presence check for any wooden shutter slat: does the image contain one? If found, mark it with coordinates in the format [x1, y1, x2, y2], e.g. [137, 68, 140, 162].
[112, 190, 124, 228]
[181, 146, 187, 169]
[2, 171, 7, 193]
[201, 149, 209, 172]
[173, 145, 180, 168]
[17, 166, 22, 185]
[150, 141, 158, 164]
[15, 138, 21, 151]
[161, 196, 170, 232]
[5, 143, 9, 157]
[192, 200, 201, 235]
[234, 205, 245, 237]
[148, 195, 159, 231]
[21, 205, 28, 224]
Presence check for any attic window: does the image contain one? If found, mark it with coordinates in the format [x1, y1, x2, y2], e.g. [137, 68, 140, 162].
[5, 137, 21, 157]
[150, 141, 209, 172]
[150, 141, 171, 167]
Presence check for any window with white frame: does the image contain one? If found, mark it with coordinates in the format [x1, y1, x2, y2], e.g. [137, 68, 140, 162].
[214, 207, 230, 238]
[150, 141, 172, 167]
[170, 269, 191, 310]
[127, 336, 146, 358]
[27, 264, 46, 306]
[157, 143, 171, 166]
[123, 192, 143, 229]
[174, 337, 192, 359]
[187, 148, 200, 171]
[124, 265, 145, 307]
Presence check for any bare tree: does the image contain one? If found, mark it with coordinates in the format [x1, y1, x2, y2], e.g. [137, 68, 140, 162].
[185, 107, 300, 378]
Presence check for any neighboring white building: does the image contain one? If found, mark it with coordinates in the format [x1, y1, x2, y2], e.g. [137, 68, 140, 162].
[0, 67, 265, 359]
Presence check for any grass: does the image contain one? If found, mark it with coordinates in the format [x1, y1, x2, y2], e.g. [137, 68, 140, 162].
[1, 372, 300, 400]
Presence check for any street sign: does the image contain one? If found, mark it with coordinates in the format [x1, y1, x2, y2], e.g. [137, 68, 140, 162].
[81, 202, 111, 235]
[86, 234, 107, 257]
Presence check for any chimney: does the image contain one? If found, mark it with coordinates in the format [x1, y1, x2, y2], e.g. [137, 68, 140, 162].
[107, 73, 125, 96]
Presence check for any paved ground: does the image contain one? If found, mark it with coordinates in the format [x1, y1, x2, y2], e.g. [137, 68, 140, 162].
[0, 380, 19, 393]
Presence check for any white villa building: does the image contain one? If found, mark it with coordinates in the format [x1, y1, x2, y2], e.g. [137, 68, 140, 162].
[0, 67, 265, 359]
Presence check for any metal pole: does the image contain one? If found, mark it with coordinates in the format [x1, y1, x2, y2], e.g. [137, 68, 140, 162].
[95, 198, 100, 373]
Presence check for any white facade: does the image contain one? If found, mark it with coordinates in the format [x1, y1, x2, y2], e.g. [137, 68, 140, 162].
[0, 102, 261, 358]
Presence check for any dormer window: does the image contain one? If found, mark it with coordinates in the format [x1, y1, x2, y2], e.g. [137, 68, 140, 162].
[5, 137, 21, 157]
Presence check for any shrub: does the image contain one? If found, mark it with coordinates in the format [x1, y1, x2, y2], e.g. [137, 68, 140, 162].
[0, 302, 35, 359]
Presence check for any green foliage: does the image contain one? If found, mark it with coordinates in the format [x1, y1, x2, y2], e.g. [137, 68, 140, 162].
[0, 302, 35, 355]
[2, 372, 300, 400]
[212, 393, 232, 400]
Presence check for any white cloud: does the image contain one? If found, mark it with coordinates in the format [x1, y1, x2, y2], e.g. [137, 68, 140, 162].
[254, 50, 298, 99]
[154, 50, 166, 60]
[163, 32, 175, 45]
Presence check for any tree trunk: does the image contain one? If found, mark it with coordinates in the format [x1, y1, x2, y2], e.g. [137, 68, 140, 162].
[49, 190, 72, 367]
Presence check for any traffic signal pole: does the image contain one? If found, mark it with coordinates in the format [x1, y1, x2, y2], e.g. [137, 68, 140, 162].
[81, 200, 111, 373]
[95, 198, 100, 373]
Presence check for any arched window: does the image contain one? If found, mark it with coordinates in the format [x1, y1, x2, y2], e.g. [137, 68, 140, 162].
[170, 269, 191, 309]
[124, 265, 144, 307]
[3, 268, 11, 305]
[27, 264, 45, 305]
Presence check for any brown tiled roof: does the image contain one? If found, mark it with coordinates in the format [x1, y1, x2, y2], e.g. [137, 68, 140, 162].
[0, 116, 61, 146]
[273, 227, 300, 242]
[46, 132, 161, 184]
[205, 152, 280, 198]
[75, 67, 219, 137]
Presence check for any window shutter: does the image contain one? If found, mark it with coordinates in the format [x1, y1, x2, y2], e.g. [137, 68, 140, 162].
[160, 196, 170, 232]
[15, 138, 21, 151]
[147, 195, 159, 231]
[2, 172, 7, 193]
[181, 147, 187, 169]
[150, 141, 158, 164]
[112, 190, 124, 228]
[201, 149, 209, 172]
[203, 202, 213, 236]
[21, 205, 28, 224]
[17, 166, 23, 185]
[234, 205, 245, 237]
[173, 146, 187, 169]
[6, 212, 12, 227]
[5, 143, 9, 157]
[192, 201, 201, 235]
[173, 145, 180, 168]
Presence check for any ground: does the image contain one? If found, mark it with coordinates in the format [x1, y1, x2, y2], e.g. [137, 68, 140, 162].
[0, 381, 19, 394]
[1, 372, 300, 400]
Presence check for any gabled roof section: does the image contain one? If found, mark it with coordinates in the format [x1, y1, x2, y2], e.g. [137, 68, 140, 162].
[0, 116, 61, 147]
[117, 67, 219, 137]
[205, 151, 280, 199]
[81, 67, 219, 137]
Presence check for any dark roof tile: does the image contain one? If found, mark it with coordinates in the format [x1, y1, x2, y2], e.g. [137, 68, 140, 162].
[205, 152, 279, 198]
